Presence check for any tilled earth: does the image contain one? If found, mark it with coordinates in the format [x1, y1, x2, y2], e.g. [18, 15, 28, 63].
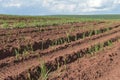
[0, 21, 120, 80]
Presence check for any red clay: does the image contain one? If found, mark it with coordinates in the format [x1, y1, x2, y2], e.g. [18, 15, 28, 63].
[0, 21, 120, 80]
[48, 42, 120, 80]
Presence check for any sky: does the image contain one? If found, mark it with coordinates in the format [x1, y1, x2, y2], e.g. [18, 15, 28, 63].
[0, 0, 120, 15]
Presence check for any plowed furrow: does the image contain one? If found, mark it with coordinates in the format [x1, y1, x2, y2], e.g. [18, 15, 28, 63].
[0, 21, 107, 46]
[0, 25, 120, 65]
[48, 42, 120, 80]
[0, 24, 119, 60]
[40, 25, 120, 55]
[0, 29, 120, 80]
[0, 21, 106, 46]
[0, 21, 104, 36]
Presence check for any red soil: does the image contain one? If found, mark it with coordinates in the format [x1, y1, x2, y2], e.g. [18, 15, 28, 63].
[0, 21, 120, 80]
[48, 42, 120, 80]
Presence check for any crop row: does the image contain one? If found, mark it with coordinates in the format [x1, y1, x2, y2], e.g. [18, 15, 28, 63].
[38, 25, 119, 50]
[21, 37, 120, 80]
[0, 24, 119, 60]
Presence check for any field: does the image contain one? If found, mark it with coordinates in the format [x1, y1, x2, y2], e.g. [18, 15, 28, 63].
[0, 14, 120, 80]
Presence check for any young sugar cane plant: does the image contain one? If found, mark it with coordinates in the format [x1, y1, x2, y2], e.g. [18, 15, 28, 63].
[89, 30, 93, 37]
[66, 31, 70, 43]
[94, 44, 100, 52]
[75, 35, 78, 41]
[39, 60, 50, 80]
[87, 39, 114, 55]
[22, 48, 29, 57]
[99, 43, 104, 51]
[94, 30, 98, 35]
[14, 49, 20, 60]
[107, 40, 113, 46]
[82, 32, 86, 39]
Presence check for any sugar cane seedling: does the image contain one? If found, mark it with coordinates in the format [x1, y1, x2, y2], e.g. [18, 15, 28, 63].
[50, 41, 55, 48]
[60, 38, 64, 44]
[89, 30, 93, 37]
[66, 31, 70, 43]
[23, 49, 28, 57]
[82, 32, 86, 39]
[38, 27, 43, 32]
[107, 40, 113, 46]
[25, 45, 30, 51]
[94, 30, 98, 35]
[77, 52, 82, 58]
[14, 49, 20, 60]
[39, 60, 49, 80]
[106, 27, 110, 31]
[96, 30, 100, 34]
[57, 62, 60, 70]
[29, 44, 33, 52]
[87, 47, 92, 54]
[57, 39, 61, 45]
[75, 35, 78, 41]
[55, 40, 58, 45]
[58, 39, 62, 45]
[56, 62, 63, 77]
[27, 72, 32, 80]
[94, 44, 99, 52]
[88, 44, 99, 55]
[63, 58, 67, 71]
[55, 36, 60, 45]
[99, 43, 104, 51]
